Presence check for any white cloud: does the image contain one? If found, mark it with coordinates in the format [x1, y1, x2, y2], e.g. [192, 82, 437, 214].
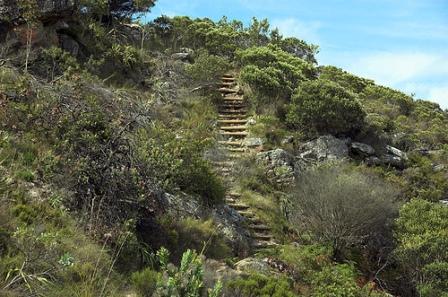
[428, 86, 448, 109]
[347, 52, 448, 85]
[271, 18, 321, 44]
[329, 51, 448, 109]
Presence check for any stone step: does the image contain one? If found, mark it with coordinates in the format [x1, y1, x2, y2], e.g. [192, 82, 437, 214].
[223, 95, 244, 100]
[238, 210, 256, 218]
[222, 74, 235, 78]
[227, 147, 246, 153]
[220, 104, 247, 109]
[221, 82, 234, 87]
[249, 224, 271, 231]
[220, 125, 247, 131]
[219, 108, 247, 116]
[219, 88, 238, 94]
[218, 140, 244, 146]
[228, 192, 242, 198]
[252, 233, 273, 241]
[252, 241, 277, 249]
[218, 119, 248, 125]
[229, 203, 251, 210]
[222, 77, 235, 82]
[220, 131, 248, 137]
[212, 161, 235, 167]
[218, 114, 247, 118]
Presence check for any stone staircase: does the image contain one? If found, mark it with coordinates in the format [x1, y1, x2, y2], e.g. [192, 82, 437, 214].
[213, 73, 276, 250]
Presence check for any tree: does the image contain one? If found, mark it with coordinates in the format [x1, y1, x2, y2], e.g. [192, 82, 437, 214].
[286, 79, 366, 136]
[395, 199, 448, 297]
[288, 163, 399, 259]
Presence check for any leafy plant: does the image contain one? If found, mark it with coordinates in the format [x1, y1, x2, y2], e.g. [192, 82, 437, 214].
[286, 79, 366, 136]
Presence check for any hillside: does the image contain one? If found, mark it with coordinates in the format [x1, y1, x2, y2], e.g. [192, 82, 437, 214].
[0, 1, 447, 297]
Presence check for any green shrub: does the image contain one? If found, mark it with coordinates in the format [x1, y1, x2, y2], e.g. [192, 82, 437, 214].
[185, 50, 231, 82]
[395, 199, 448, 297]
[319, 66, 373, 94]
[238, 45, 315, 101]
[310, 264, 359, 297]
[160, 217, 231, 262]
[155, 247, 223, 297]
[225, 273, 296, 297]
[136, 124, 225, 205]
[131, 268, 159, 297]
[286, 79, 365, 136]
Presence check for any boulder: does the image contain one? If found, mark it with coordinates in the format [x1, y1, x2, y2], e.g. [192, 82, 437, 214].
[386, 145, 408, 160]
[235, 257, 271, 274]
[365, 146, 408, 169]
[171, 52, 190, 61]
[242, 137, 264, 148]
[256, 148, 299, 186]
[299, 135, 349, 161]
[212, 205, 251, 257]
[351, 142, 375, 157]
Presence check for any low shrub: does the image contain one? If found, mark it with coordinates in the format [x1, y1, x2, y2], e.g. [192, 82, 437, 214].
[286, 79, 365, 136]
[288, 162, 399, 258]
[225, 273, 296, 297]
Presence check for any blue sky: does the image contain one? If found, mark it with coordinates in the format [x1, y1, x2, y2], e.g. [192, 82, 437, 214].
[145, 0, 448, 109]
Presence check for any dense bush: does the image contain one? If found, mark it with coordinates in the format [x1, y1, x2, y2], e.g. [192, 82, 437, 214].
[395, 199, 448, 297]
[185, 50, 231, 83]
[238, 45, 315, 101]
[159, 217, 231, 262]
[135, 123, 225, 205]
[288, 163, 399, 258]
[225, 273, 296, 297]
[319, 66, 373, 94]
[286, 79, 366, 136]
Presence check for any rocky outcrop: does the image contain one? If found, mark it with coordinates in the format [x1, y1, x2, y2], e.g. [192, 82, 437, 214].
[299, 135, 349, 161]
[256, 148, 300, 186]
[234, 257, 272, 274]
[366, 145, 408, 169]
[0, 0, 77, 24]
[350, 142, 375, 157]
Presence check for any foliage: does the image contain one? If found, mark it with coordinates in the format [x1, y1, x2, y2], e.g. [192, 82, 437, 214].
[159, 217, 231, 262]
[288, 162, 399, 258]
[135, 123, 225, 205]
[80, 0, 157, 19]
[319, 66, 373, 94]
[238, 45, 316, 101]
[311, 264, 360, 297]
[395, 199, 448, 297]
[131, 267, 159, 297]
[154, 248, 223, 297]
[225, 273, 296, 297]
[185, 50, 231, 82]
[286, 79, 366, 136]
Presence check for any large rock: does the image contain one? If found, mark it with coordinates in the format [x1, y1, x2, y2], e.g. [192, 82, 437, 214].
[366, 145, 408, 169]
[350, 142, 375, 157]
[0, 0, 77, 23]
[299, 135, 349, 161]
[235, 257, 271, 274]
[256, 149, 299, 186]
[212, 205, 251, 257]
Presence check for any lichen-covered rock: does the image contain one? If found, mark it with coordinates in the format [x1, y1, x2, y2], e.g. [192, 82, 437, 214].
[256, 148, 299, 186]
[235, 257, 271, 274]
[242, 137, 264, 148]
[212, 205, 251, 257]
[351, 142, 375, 157]
[299, 135, 349, 161]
